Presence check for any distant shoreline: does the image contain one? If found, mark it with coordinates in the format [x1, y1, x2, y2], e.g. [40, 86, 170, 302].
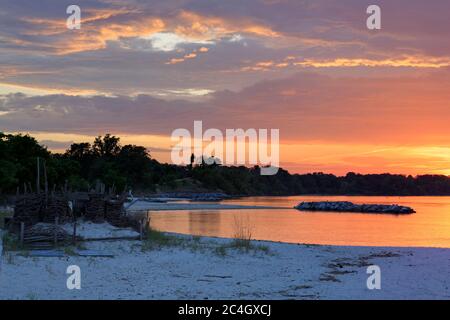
[126, 200, 288, 212]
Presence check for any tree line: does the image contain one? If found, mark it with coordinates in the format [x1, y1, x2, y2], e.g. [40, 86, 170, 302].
[1, 132, 450, 196]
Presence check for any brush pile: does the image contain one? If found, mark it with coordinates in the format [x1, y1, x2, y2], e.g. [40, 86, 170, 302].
[13, 193, 71, 227]
[13, 194, 43, 226]
[23, 223, 72, 249]
[85, 193, 106, 222]
[42, 194, 70, 223]
[105, 199, 128, 227]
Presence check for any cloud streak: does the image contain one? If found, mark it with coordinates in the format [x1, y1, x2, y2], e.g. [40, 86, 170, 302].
[1, 0, 449, 174]
[2, 69, 450, 146]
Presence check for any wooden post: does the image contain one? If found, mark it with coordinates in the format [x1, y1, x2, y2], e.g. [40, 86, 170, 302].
[36, 157, 40, 194]
[72, 220, 77, 245]
[54, 216, 59, 247]
[139, 219, 144, 241]
[20, 222, 25, 247]
[43, 160, 48, 208]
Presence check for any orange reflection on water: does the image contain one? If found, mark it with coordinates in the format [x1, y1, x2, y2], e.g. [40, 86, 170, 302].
[149, 196, 450, 248]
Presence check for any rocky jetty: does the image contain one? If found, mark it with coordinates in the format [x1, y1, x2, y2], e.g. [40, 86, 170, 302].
[295, 201, 415, 214]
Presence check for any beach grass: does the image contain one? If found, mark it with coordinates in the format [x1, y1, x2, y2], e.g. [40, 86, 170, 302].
[0, 210, 12, 229]
[214, 241, 271, 256]
[2, 231, 23, 252]
[63, 246, 78, 256]
[141, 228, 185, 251]
[141, 226, 271, 256]
[209, 214, 272, 255]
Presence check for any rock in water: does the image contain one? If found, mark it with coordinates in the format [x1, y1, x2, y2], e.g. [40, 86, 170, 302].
[294, 201, 415, 214]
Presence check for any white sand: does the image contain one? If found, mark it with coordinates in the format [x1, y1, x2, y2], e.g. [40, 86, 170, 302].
[1, 222, 449, 300]
[60, 221, 139, 239]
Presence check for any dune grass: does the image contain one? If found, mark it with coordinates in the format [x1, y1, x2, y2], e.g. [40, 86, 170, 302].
[141, 225, 270, 256]
[141, 228, 185, 251]
[2, 232, 23, 252]
[0, 210, 13, 229]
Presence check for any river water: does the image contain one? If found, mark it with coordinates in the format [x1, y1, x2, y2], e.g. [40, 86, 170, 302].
[148, 196, 450, 248]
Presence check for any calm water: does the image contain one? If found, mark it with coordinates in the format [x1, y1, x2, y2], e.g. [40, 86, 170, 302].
[148, 196, 450, 248]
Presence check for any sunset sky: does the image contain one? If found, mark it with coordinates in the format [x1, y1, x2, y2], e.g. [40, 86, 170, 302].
[1, 0, 449, 175]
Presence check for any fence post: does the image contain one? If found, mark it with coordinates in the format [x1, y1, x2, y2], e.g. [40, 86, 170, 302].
[54, 216, 59, 247]
[73, 220, 77, 245]
[20, 222, 25, 247]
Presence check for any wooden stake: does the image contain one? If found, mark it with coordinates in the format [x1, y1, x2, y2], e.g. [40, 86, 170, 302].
[54, 216, 59, 247]
[43, 160, 48, 207]
[72, 220, 77, 245]
[36, 157, 40, 194]
[139, 219, 144, 241]
[20, 222, 25, 247]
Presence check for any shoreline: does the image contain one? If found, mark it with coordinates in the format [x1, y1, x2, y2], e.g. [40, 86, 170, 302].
[160, 230, 450, 250]
[1, 222, 450, 300]
[126, 200, 288, 211]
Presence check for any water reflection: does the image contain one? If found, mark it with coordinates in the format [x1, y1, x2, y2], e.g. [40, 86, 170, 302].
[148, 196, 450, 248]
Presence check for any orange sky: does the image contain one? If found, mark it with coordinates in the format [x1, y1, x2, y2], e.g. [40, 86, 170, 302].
[1, 1, 449, 176]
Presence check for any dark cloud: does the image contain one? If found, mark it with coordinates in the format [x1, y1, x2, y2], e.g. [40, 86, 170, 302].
[2, 69, 450, 145]
[1, 0, 449, 96]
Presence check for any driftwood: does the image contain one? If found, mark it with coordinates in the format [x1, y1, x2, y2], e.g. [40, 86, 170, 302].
[21, 223, 81, 249]
[82, 236, 140, 242]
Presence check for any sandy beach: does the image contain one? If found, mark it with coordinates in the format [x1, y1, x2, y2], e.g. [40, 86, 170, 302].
[1, 222, 449, 300]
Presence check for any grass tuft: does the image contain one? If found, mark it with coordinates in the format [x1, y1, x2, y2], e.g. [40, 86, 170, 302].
[2, 232, 22, 252]
[141, 228, 184, 251]
[63, 246, 78, 256]
[0, 210, 13, 229]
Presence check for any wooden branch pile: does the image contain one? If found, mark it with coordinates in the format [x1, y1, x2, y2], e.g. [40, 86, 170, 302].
[42, 194, 70, 224]
[13, 194, 43, 226]
[23, 223, 72, 249]
[86, 186, 128, 226]
[11, 157, 135, 235]
[13, 193, 71, 228]
[12, 158, 71, 229]
[85, 193, 106, 222]
[105, 199, 128, 227]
